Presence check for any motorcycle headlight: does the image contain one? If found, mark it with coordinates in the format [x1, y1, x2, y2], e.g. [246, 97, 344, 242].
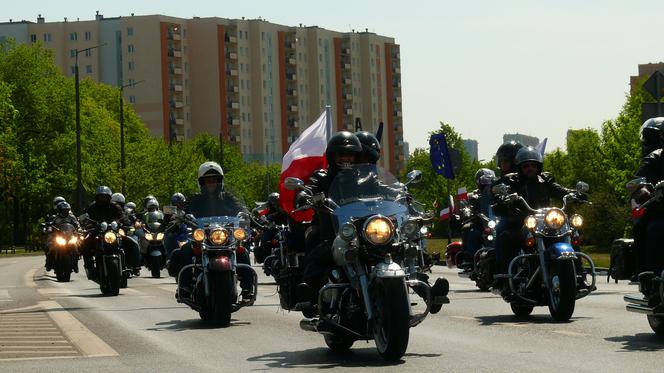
[55, 236, 67, 246]
[524, 215, 537, 230]
[209, 229, 228, 245]
[156, 233, 164, 241]
[544, 209, 566, 230]
[339, 223, 357, 241]
[119, 228, 126, 237]
[402, 220, 418, 237]
[68, 236, 78, 245]
[193, 229, 205, 242]
[487, 220, 496, 229]
[420, 226, 429, 235]
[570, 214, 583, 228]
[363, 216, 393, 245]
[233, 229, 247, 241]
[104, 231, 117, 244]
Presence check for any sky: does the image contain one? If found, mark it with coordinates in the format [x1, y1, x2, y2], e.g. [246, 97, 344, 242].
[8, 0, 664, 159]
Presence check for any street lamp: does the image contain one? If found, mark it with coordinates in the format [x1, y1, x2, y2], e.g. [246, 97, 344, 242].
[73, 43, 105, 213]
[119, 79, 145, 195]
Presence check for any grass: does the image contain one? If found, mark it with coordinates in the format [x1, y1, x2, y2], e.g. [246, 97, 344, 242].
[0, 246, 43, 258]
[427, 238, 610, 268]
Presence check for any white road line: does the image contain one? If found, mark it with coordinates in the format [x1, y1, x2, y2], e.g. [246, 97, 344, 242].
[37, 288, 73, 296]
[23, 267, 38, 288]
[552, 330, 589, 337]
[0, 289, 10, 301]
[450, 315, 475, 321]
[40, 300, 118, 358]
[121, 288, 141, 294]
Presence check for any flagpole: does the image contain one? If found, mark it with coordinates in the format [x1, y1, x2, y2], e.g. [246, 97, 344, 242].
[325, 105, 332, 140]
[447, 180, 452, 244]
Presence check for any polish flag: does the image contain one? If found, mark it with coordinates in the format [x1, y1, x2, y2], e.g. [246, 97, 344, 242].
[439, 207, 451, 221]
[456, 187, 468, 202]
[279, 110, 330, 222]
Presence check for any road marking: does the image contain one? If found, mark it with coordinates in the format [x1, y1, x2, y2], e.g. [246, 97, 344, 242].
[23, 267, 38, 288]
[552, 330, 589, 337]
[37, 288, 73, 296]
[0, 289, 10, 302]
[121, 288, 140, 294]
[450, 315, 475, 321]
[40, 300, 118, 358]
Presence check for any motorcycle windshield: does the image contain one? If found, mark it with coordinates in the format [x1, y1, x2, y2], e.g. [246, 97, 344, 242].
[328, 164, 409, 226]
[196, 215, 247, 229]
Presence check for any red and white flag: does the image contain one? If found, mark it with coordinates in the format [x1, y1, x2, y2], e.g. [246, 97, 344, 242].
[456, 187, 468, 202]
[279, 110, 330, 222]
[439, 207, 451, 221]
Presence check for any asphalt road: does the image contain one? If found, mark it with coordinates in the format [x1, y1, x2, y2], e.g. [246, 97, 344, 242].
[0, 255, 662, 372]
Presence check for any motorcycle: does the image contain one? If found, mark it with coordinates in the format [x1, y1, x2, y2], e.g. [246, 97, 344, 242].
[284, 164, 449, 361]
[262, 222, 306, 310]
[176, 212, 257, 326]
[43, 222, 81, 282]
[81, 216, 131, 296]
[623, 178, 664, 334]
[491, 181, 596, 321]
[141, 212, 167, 278]
[451, 208, 498, 291]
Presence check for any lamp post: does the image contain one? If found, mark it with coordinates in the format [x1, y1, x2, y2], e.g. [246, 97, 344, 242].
[73, 43, 105, 213]
[119, 80, 145, 195]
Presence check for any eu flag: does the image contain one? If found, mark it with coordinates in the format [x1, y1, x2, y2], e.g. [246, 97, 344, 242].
[430, 133, 455, 179]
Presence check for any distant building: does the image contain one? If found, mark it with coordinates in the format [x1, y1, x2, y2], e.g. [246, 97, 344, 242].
[463, 139, 478, 162]
[630, 62, 664, 94]
[503, 133, 539, 148]
[402, 141, 409, 163]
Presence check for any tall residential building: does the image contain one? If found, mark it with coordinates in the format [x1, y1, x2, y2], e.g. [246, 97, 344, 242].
[462, 139, 478, 162]
[0, 13, 405, 174]
[630, 62, 664, 94]
[503, 133, 539, 148]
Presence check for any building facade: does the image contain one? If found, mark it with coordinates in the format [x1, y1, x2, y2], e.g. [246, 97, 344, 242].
[503, 133, 539, 148]
[0, 13, 405, 174]
[462, 139, 478, 162]
[630, 62, 664, 95]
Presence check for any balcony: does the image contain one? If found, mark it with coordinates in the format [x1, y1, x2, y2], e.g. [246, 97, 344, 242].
[345, 108, 353, 116]
[342, 63, 351, 70]
[168, 33, 182, 41]
[289, 105, 298, 113]
[229, 102, 240, 109]
[394, 110, 402, 117]
[396, 96, 402, 103]
[229, 69, 239, 76]
[175, 118, 184, 125]
[393, 67, 401, 74]
[393, 81, 401, 88]
[228, 36, 237, 43]
[227, 52, 238, 60]
[286, 41, 296, 49]
[230, 118, 240, 126]
[343, 78, 352, 85]
[345, 93, 353, 100]
[286, 73, 297, 81]
[168, 49, 183, 58]
[169, 100, 184, 109]
[288, 89, 297, 97]
[343, 48, 350, 54]
[228, 85, 239, 93]
[288, 119, 298, 127]
[287, 58, 296, 65]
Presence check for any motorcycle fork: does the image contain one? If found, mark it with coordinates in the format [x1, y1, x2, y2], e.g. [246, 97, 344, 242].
[202, 252, 210, 297]
[356, 265, 374, 321]
[537, 239, 551, 290]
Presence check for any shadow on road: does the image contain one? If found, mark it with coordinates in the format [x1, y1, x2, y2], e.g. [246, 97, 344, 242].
[148, 318, 251, 331]
[605, 333, 664, 352]
[474, 314, 585, 326]
[247, 347, 439, 369]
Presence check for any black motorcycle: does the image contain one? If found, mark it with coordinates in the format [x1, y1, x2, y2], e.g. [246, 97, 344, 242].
[141, 217, 166, 278]
[43, 222, 81, 282]
[491, 182, 596, 321]
[82, 216, 131, 296]
[284, 165, 449, 361]
[176, 212, 257, 326]
[262, 223, 306, 310]
[623, 178, 664, 334]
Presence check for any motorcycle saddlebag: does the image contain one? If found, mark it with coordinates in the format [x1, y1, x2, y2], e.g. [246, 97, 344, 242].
[609, 238, 636, 281]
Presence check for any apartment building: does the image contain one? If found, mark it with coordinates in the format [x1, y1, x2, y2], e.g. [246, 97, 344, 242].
[0, 13, 405, 174]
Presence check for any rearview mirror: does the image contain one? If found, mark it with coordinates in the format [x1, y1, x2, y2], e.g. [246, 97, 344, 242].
[406, 170, 423, 185]
[626, 177, 649, 194]
[284, 177, 305, 191]
[575, 181, 589, 194]
[491, 184, 509, 196]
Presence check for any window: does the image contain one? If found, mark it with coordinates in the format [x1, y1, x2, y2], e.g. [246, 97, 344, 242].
[85, 31, 91, 40]
[128, 61, 135, 71]
[85, 49, 92, 57]
[247, 113, 251, 122]
[261, 32, 265, 40]
[240, 80, 245, 89]
[129, 95, 136, 103]
[242, 113, 246, 121]
[70, 66, 75, 74]
[69, 32, 77, 41]
[127, 44, 134, 53]
[85, 65, 92, 73]
[183, 29, 187, 38]
[43, 33, 52, 42]
[70, 49, 76, 58]
[127, 27, 134, 36]
[30, 34, 37, 43]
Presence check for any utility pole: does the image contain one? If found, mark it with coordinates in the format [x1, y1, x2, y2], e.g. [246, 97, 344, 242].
[119, 80, 145, 195]
[73, 43, 105, 213]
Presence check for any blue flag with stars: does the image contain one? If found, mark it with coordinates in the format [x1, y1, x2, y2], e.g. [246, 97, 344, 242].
[430, 133, 455, 179]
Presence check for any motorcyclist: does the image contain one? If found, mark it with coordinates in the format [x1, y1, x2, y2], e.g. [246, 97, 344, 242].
[45, 202, 81, 271]
[459, 168, 496, 263]
[163, 193, 188, 258]
[111, 193, 126, 209]
[640, 117, 664, 158]
[495, 141, 524, 178]
[492, 147, 576, 292]
[80, 186, 126, 279]
[254, 192, 289, 263]
[124, 202, 138, 224]
[296, 131, 363, 310]
[355, 131, 381, 165]
[169, 161, 253, 299]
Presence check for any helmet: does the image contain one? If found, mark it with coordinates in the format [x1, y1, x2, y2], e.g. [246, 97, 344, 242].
[95, 186, 112, 198]
[475, 168, 496, 188]
[267, 192, 280, 208]
[495, 141, 524, 170]
[355, 131, 381, 164]
[171, 192, 186, 205]
[143, 195, 156, 207]
[56, 201, 71, 217]
[146, 198, 159, 211]
[515, 146, 543, 174]
[640, 117, 664, 156]
[126, 202, 136, 211]
[325, 131, 362, 170]
[197, 161, 224, 193]
[52, 196, 66, 209]
[111, 193, 125, 206]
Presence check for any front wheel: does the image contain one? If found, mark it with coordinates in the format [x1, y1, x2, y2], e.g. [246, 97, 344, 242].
[200, 271, 234, 327]
[548, 261, 576, 321]
[373, 278, 410, 361]
[55, 255, 73, 282]
[647, 315, 664, 335]
[150, 256, 161, 278]
[103, 257, 121, 296]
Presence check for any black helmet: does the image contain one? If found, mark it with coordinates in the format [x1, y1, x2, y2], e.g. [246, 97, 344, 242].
[171, 192, 186, 205]
[52, 196, 66, 209]
[515, 146, 543, 174]
[495, 141, 524, 170]
[326, 131, 362, 170]
[143, 195, 156, 207]
[146, 198, 159, 211]
[111, 193, 125, 206]
[355, 131, 381, 164]
[640, 117, 664, 156]
[475, 168, 496, 188]
[197, 161, 224, 194]
[267, 192, 280, 208]
[56, 201, 71, 217]
[95, 186, 112, 197]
